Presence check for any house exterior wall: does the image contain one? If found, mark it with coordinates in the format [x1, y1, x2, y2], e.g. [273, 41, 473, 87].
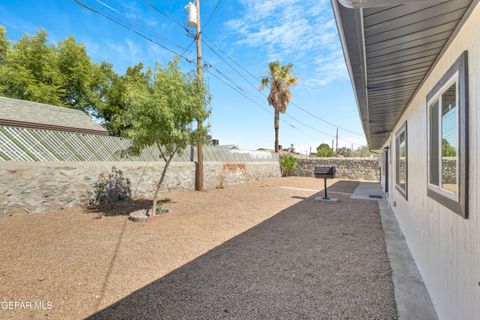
[381, 5, 480, 320]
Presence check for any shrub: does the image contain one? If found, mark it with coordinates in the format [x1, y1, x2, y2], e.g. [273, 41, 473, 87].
[316, 143, 334, 157]
[89, 166, 131, 206]
[280, 155, 298, 177]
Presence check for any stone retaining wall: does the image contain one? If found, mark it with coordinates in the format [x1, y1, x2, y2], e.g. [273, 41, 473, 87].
[292, 157, 380, 181]
[0, 161, 280, 215]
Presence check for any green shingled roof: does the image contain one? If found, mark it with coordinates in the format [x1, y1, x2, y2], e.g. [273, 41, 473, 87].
[0, 96, 107, 133]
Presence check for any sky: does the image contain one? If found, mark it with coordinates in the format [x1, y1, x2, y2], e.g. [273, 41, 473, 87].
[0, 0, 367, 152]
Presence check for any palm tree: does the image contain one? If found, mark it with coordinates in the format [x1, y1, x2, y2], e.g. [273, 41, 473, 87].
[260, 61, 299, 152]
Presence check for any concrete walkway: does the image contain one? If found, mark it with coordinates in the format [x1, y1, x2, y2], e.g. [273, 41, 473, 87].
[351, 182, 438, 320]
[350, 181, 384, 200]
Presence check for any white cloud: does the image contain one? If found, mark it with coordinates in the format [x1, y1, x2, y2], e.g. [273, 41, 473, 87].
[120, 1, 141, 21]
[226, 0, 347, 87]
[107, 38, 141, 63]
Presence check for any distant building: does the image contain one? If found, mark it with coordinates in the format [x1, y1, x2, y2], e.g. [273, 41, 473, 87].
[0, 96, 116, 161]
[0, 96, 108, 136]
[217, 144, 239, 150]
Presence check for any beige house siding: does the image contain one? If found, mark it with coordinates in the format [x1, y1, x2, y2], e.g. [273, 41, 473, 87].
[381, 4, 480, 319]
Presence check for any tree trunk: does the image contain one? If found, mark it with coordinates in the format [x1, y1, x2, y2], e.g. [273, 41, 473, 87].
[274, 109, 280, 152]
[151, 157, 173, 216]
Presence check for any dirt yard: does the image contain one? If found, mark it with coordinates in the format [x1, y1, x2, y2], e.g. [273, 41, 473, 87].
[0, 177, 397, 319]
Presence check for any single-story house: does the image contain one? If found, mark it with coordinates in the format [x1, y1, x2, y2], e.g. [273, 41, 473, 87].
[0, 96, 108, 136]
[332, 1, 479, 319]
[0, 96, 115, 161]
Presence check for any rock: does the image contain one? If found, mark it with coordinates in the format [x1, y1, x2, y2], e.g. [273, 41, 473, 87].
[129, 209, 148, 223]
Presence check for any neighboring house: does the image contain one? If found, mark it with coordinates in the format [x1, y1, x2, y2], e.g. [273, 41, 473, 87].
[0, 96, 108, 136]
[0, 96, 127, 161]
[217, 144, 240, 150]
[333, 1, 479, 319]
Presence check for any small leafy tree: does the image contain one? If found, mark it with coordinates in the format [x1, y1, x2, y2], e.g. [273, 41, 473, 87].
[98, 63, 152, 136]
[336, 146, 352, 157]
[121, 57, 210, 215]
[351, 146, 375, 157]
[317, 143, 334, 157]
[0, 27, 111, 112]
[442, 138, 456, 156]
[0, 26, 8, 64]
[280, 155, 298, 177]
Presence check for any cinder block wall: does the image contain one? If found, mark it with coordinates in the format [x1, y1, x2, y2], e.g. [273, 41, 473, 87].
[0, 161, 281, 215]
[292, 158, 380, 181]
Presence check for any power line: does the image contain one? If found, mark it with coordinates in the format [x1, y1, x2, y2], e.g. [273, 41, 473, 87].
[203, 0, 222, 30]
[208, 68, 317, 140]
[203, 35, 261, 81]
[181, 39, 195, 57]
[202, 40, 362, 145]
[93, 0, 192, 55]
[289, 101, 365, 137]
[206, 66, 342, 143]
[92, 0, 198, 63]
[206, 66, 269, 113]
[74, 0, 193, 62]
[77, 0, 363, 146]
[203, 39, 264, 97]
[140, 0, 187, 31]
[182, 0, 223, 65]
[201, 36, 365, 138]
[138, 0, 365, 139]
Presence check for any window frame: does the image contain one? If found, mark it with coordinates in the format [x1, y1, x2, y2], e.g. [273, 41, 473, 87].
[395, 121, 408, 200]
[426, 51, 469, 219]
[427, 74, 459, 201]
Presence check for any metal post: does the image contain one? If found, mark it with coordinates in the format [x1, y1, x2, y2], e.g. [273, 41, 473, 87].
[335, 128, 339, 156]
[324, 178, 328, 199]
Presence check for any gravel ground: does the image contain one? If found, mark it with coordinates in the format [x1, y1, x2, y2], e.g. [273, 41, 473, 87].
[0, 177, 397, 319]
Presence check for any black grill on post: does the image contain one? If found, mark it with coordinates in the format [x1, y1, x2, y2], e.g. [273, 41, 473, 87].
[314, 166, 336, 200]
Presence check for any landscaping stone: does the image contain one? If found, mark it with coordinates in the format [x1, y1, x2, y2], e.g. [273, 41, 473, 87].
[129, 209, 148, 223]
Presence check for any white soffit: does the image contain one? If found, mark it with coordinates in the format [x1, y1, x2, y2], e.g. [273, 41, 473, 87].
[333, 0, 474, 148]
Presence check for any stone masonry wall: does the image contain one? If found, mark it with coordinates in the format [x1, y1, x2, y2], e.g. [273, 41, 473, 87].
[292, 157, 380, 181]
[0, 161, 280, 215]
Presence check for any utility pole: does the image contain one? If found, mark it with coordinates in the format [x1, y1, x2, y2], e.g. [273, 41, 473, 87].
[194, 0, 204, 191]
[335, 128, 339, 156]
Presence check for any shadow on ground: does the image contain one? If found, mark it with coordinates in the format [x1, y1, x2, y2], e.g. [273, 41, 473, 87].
[87, 198, 175, 217]
[89, 181, 397, 320]
[326, 180, 359, 193]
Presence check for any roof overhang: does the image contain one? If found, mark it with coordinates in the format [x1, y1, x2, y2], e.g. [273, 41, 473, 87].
[332, 0, 476, 148]
[338, 0, 436, 9]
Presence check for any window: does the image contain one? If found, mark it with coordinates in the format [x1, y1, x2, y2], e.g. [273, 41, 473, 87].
[395, 122, 407, 199]
[426, 51, 468, 218]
